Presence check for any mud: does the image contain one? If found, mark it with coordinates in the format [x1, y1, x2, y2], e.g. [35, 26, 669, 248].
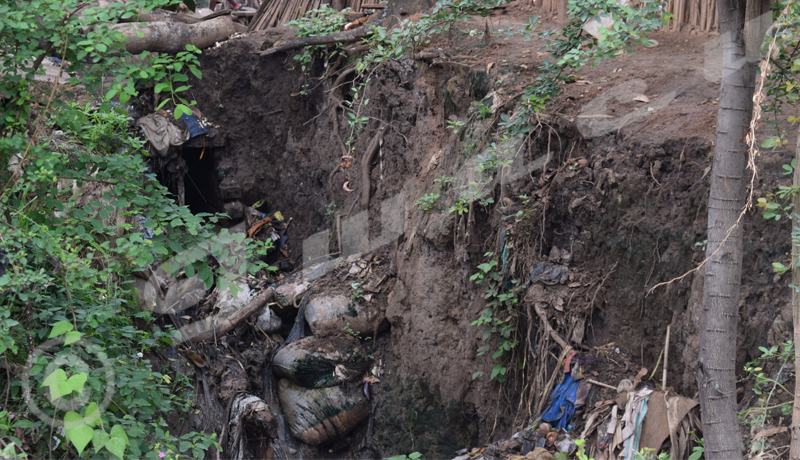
[153, 6, 797, 457]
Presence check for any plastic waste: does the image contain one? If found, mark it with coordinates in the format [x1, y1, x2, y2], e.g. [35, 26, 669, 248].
[529, 262, 570, 285]
[256, 306, 282, 333]
[179, 112, 209, 138]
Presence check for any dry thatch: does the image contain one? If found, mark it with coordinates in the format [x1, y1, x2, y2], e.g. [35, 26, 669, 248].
[249, 0, 717, 37]
[248, 0, 379, 30]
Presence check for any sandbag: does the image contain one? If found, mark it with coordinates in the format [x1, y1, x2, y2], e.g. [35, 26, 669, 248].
[304, 294, 386, 337]
[277, 379, 369, 446]
[272, 335, 368, 388]
[275, 279, 310, 307]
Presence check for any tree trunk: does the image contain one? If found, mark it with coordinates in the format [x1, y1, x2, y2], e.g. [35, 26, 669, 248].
[698, 0, 770, 458]
[557, 0, 568, 24]
[792, 127, 800, 460]
[114, 16, 238, 54]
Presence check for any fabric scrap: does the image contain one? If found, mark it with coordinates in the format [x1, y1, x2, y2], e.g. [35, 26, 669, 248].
[135, 113, 190, 156]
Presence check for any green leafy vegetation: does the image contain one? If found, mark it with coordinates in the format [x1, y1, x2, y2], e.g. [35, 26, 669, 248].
[0, 0, 273, 457]
[414, 192, 441, 212]
[286, 5, 352, 74]
[739, 342, 794, 454]
[470, 252, 524, 382]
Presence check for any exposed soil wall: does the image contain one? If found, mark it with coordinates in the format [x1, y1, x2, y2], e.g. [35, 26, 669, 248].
[173, 17, 796, 457]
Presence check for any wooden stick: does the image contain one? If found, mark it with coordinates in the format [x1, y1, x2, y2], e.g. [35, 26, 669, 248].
[586, 379, 617, 391]
[361, 128, 384, 210]
[662, 324, 671, 390]
[186, 288, 275, 343]
[248, 0, 271, 31]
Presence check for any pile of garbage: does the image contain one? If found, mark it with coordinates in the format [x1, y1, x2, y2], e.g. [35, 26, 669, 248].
[134, 233, 393, 456]
[454, 346, 701, 460]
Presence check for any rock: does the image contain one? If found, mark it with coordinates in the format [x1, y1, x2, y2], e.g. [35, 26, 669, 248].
[275, 279, 310, 307]
[305, 294, 386, 337]
[278, 379, 369, 446]
[256, 307, 282, 333]
[273, 335, 369, 388]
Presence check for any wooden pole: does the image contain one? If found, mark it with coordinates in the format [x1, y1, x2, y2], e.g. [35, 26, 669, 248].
[662, 325, 670, 390]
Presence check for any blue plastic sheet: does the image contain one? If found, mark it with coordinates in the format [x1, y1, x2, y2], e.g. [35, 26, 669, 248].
[541, 373, 581, 429]
[180, 113, 209, 138]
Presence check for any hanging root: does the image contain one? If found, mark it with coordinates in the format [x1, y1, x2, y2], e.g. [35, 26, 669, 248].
[361, 128, 384, 211]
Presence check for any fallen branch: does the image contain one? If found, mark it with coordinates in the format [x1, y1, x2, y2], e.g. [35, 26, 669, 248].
[259, 25, 375, 56]
[188, 287, 275, 343]
[361, 128, 384, 210]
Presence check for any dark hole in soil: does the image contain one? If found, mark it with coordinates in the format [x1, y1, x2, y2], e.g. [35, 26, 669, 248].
[180, 147, 223, 216]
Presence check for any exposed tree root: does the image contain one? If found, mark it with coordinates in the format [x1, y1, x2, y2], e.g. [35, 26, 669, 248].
[361, 128, 384, 211]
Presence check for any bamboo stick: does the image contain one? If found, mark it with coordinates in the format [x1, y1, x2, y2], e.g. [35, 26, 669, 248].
[662, 325, 671, 390]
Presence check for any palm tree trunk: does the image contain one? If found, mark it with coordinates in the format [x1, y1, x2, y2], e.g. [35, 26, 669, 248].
[698, 0, 753, 458]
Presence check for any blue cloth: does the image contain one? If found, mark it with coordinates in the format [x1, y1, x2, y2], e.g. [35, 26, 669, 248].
[541, 373, 580, 429]
[623, 395, 650, 460]
[180, 113, 209, 138]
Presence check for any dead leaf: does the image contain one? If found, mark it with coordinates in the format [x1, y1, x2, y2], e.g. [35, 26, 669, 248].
[752, 426, 787, 441]
[185, 351, 206, 368]
[486, 62, 494, 72]
[339, 155, 353, 168]
[634, 95, 650, 103]
[633, 367, 648, 388]
[363, 376, 380, 383]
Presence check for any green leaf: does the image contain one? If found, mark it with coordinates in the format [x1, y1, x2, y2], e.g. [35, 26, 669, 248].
[63, 411, 94, 455]
[106, 436, 127, 459]
[63, 331, 81, 345]
[66, 372, 88, 395]
[49, 320, 73, 338]
[84, 402, 100, 427]
[109, 425, 129, 446]
[92, 429, 110, 450]
[42, 369, 70, 402]
[153, 82, 170, 93]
